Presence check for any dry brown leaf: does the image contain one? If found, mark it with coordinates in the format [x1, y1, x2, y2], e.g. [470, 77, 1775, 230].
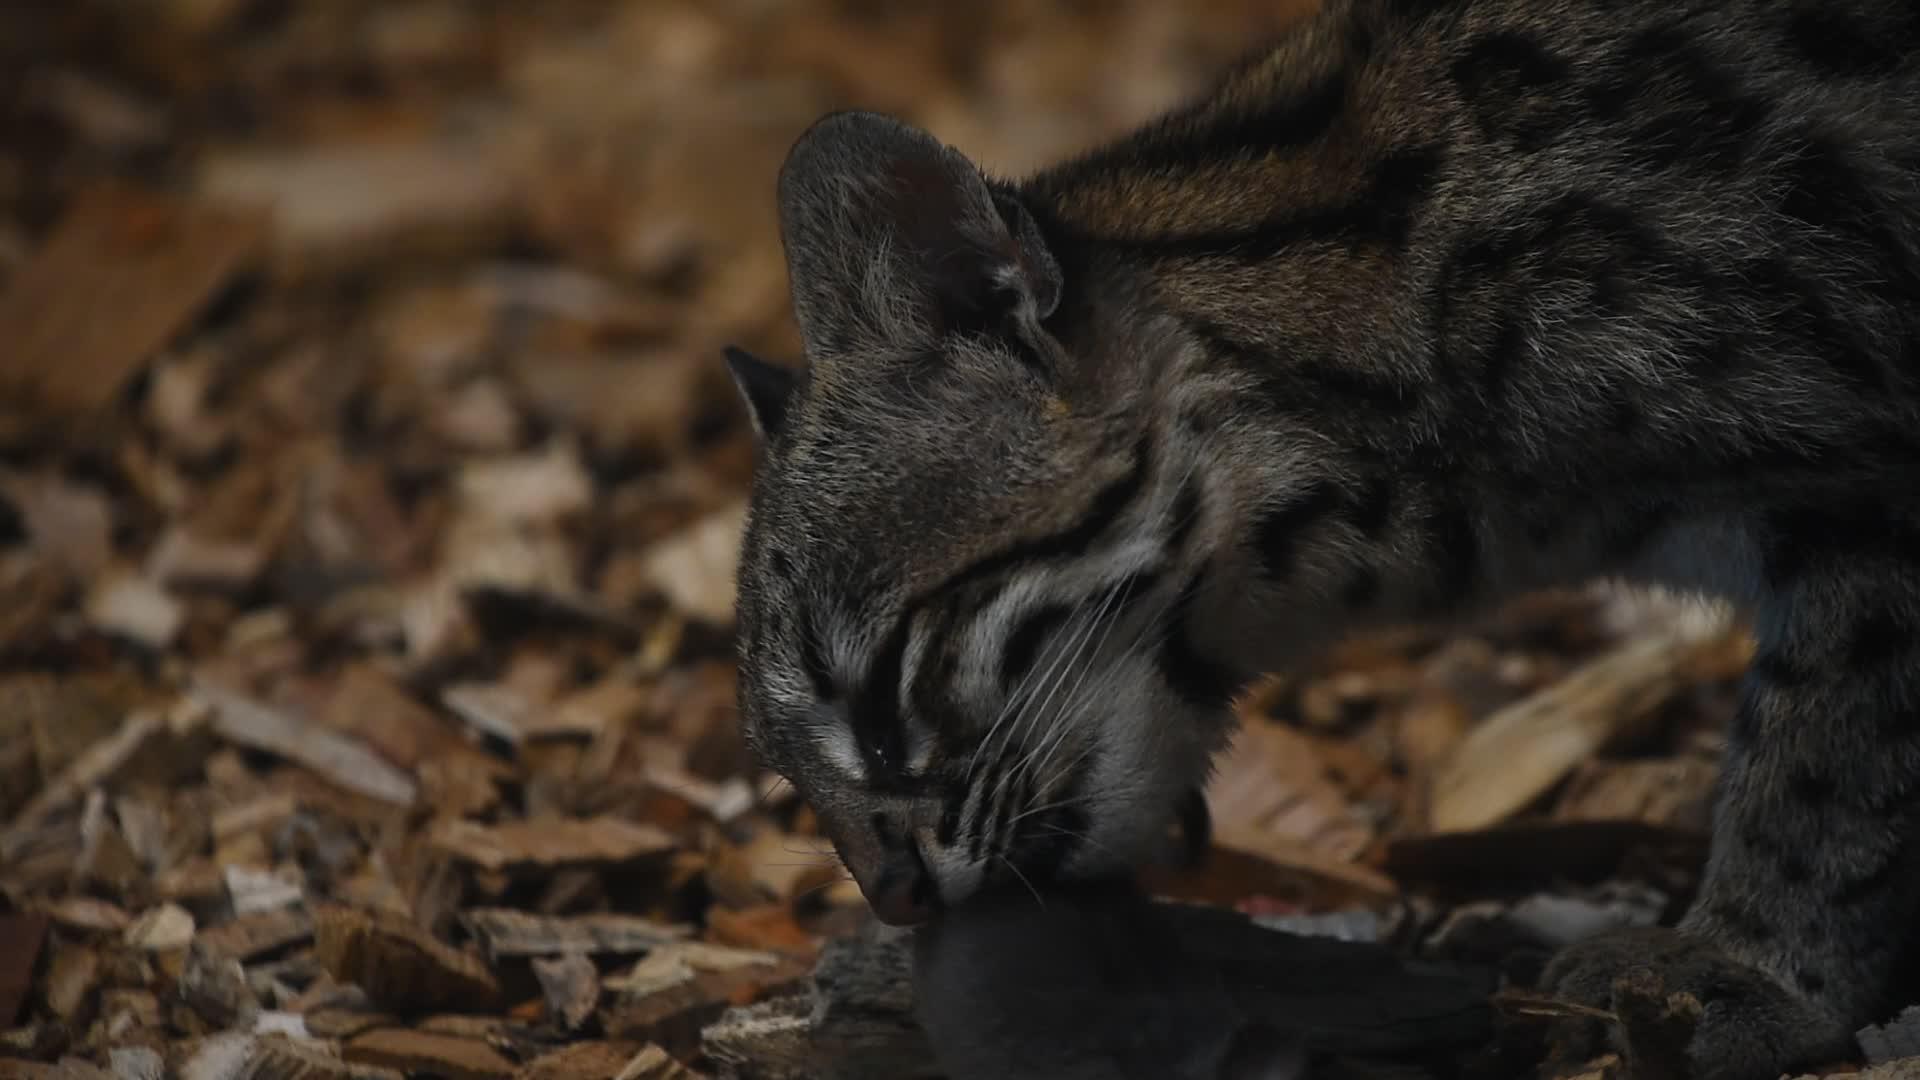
[1429, 605, 1737, 833]
[532, 951, 600, 1032]
[0, 914, 47, 1026]
[428, 817, 674, 876]
[0, 184, 264, 415]
[198, 140, 518, 276]
[313, 904, 502, 1014]
[343, 1029, 515, 1080]
[461, 909, 690, 963]
[195, 679, 418, 808]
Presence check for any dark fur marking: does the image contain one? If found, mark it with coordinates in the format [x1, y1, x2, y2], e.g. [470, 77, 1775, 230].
[1844, 607, 1909, 670]
[1785, 8, 1907, 79]
[1832, 855, 1902, 905]
[852, 620, 911, 780]
[1778, 853, 1814, 885]
[1588, 24, 1771, 174]
[1116, 145, 1444, 260]
[1186, 317, 1419, 414]
[1762, 501, 1920, 586]
[1748, 256, 1890, 394]
[1255, 481, 1346, 580]
[1778, 132, 1920, 304]
[1161, 68, 1351, 169]
[1349, 475, 1395, 536]
[1450, 31, 1578, 151]
[1605, 399, 1642, 437]
[1165, 481, 1205, 554]
[1705, 898, 1775, 944]
[1759, 506, 1827, 586]
[1796, 970, 1827, 995]
[931, 440, 1151, 600]
[1342, 566, 1382, 608]
[1789, 767, 1839, 806]
[800, 620, 838, 701]
[1749, 649, 1816, 690]
[1000, 603, 1074, 690]
[1157, 575, 1241, 708]
[1421, 500, 1479, 610]
[1478, 315, 1529, 401]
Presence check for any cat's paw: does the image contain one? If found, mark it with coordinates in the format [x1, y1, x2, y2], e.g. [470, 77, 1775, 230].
[1539, 927, 1858, 1080]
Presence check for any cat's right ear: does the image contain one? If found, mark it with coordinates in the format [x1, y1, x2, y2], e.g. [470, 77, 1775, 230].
[775, 111, 1061, 361]
[723, 345, 797, 441]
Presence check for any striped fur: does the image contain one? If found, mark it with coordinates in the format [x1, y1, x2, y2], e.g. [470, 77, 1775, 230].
[731, 1, 1920, 1073]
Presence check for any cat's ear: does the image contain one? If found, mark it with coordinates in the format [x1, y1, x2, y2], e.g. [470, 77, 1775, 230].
[723, 345, 797, 440]
[776, 111, 1062, 358]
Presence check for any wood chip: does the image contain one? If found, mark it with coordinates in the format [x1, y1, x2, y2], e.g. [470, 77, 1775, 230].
[180, 941, 260, 1027]
[312, 905, 502, 1014]
[41, 897, 131, 934]
[612, 1045, 706, 1080]
[704, 907, 818, 958]
[532, 952, 599, 1032]
[321, 667, 464, 771]
[198, 141, 517, 274]
[4, 711, 163, 859]
[638, 502, 745, 625]
[429, 817, 674, 876]
[1553, 757, 1718, 829]
[224, 865, 306, 915]
[438, 684, 531, 747]
[513, 1042, 646, 1080]
[1429, 606, 1737, 832]
[455, 443, 593, 525]
[211, 793, 299, 844]
[461, 909, 689, 962]
[106, 1048, 162, 1080]
[196, 907, 315, 963]
[1146, 826, 1398, 913]
[601, 955, 809, 1060]
[124, 903, 195, 951]
[44, 940, 100, 1020]
[195, 679, 418, 808]
[0, 185, 263, 415]
[231, 1033, 404, 1080]
[146, 527, 270, 592]
[83, 573, 184, 649]
[343, 1029, 515, 1080]
[0, 914, 48, 1026]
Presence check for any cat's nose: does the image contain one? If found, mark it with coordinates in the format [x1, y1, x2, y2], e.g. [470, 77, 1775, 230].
[867, 840, 939, 926]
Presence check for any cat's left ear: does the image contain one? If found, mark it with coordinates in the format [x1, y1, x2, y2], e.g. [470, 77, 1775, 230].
[776, 111, 1063, 356]
[723, 345, 797, 440]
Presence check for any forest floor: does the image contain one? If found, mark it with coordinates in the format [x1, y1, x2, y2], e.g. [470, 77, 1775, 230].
[0, 2, 1913, 1078]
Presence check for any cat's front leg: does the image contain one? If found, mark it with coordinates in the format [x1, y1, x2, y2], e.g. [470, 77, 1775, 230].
[1545, 520, 1920, 1080]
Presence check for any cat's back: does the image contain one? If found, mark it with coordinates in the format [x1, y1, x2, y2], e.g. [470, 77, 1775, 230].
[1025, 0, 1920, 468]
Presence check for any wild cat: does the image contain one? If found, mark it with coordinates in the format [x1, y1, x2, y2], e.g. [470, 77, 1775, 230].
[722, 0, 1920, 1075]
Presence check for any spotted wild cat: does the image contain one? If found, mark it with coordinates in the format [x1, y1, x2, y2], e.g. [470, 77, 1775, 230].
[722, 0, 1920, 1075]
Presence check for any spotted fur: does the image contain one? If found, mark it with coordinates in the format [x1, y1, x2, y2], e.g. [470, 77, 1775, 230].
[729, 0, 1920, 1073]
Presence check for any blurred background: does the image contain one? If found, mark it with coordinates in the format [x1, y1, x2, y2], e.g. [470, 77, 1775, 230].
[0, 2, 1762, 1077]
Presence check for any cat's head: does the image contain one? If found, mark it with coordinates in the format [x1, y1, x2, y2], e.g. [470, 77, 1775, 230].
[727, 112, 1242, 925]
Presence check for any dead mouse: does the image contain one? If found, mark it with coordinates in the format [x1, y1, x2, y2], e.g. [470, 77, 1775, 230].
[911, 878, 1310, 1080]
